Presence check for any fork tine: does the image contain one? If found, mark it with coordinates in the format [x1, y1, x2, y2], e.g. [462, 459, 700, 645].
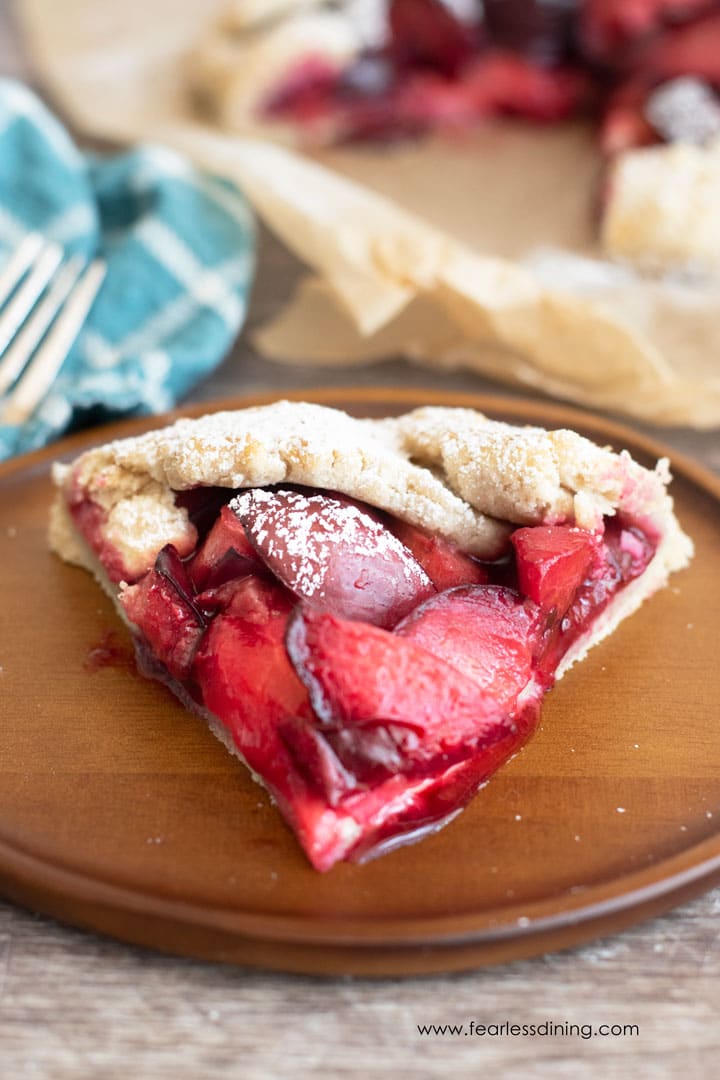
[0, 241, 63, 355]
[1, 259, 106, 426]
[0, 233, 45, 308]
[0, 254, 86, 396]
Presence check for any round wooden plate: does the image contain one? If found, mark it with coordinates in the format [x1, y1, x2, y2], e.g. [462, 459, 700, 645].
[1, 389, 718, 977]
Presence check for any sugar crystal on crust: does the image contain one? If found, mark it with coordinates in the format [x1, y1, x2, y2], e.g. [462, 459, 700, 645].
[50, 400, 693, 591]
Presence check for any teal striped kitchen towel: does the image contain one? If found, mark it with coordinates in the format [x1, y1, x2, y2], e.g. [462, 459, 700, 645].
[0, 80, 255, 460]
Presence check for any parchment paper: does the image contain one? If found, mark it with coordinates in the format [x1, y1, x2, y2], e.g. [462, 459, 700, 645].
[16, 0, 720, 427]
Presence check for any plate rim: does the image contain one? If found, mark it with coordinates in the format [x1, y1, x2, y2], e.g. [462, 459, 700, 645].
[1, 387, 718, 970]
[1, 822, 719, 948]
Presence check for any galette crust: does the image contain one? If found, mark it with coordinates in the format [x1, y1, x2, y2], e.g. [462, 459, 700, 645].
[384, 406, 672, 531]
[51, 401, 692, 653]
[50, 402, 513, 577]
[602, 139, 720, 270]
[50, 400, 693, 682]
[187, 6, 360, 137]
[375, 404, 693, 674]
[220, 0, 325, 31]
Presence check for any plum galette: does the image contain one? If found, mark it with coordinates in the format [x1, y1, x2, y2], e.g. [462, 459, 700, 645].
[190, 1, 720, 268]
[50, 401, 692, 870]
[191, 0, 720, 154]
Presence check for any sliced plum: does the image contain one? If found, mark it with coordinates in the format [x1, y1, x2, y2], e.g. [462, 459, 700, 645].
[192, 574, 502, 867]
[535, 517, 657, 672]
[192, 576, 366, 870]
[232, 488, 435, 628]
[396, 584, 545, 709]
[387, 517, 489, 591]
[510, 524, 601, 619]
[194, 576, 309, 724]
[388, 0, 479, 76]
[285, 606, 510, 789]
[636, 10, 720, 86]
[195, 573, 271, 619]
[597, 9, 720, 152]
[121, 545, 207, 680]
[461, 52, 591, 121]
[579, 0, 713, 61]
[483, 0, 578, 65]
[343, 697, 543, 865]
[188, 504, 263, 591]
[558, 518, 656, 634]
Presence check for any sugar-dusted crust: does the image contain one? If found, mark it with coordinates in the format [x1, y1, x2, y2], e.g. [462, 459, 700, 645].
[48, 398, 694, 871]
[602, 139, 720, 270]
[379, 405, 693, 675]
[220, 0, 324, 30]
[50, 401, 514, 576]
[187, 5, 360, 140]
[50, 399, 693, 677]
[384, 406, 679, 533]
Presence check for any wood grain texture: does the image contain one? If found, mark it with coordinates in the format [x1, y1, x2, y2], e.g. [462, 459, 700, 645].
[2, 390, 720, 982]
[1, 4, 719, 1076]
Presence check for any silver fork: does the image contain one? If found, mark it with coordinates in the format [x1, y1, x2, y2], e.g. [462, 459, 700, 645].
[0, 233, 106, 425]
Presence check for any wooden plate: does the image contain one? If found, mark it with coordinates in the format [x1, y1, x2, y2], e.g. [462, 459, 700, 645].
[1, 389, 718, 977]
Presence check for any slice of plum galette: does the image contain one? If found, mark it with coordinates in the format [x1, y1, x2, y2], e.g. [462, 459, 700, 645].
[50, 401, 692, 871]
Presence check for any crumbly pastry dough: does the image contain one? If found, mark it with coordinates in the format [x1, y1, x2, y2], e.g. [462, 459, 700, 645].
[220, 0, 325, 31]
[602, 139, 720, 270]
[187, 6, 361, 138]
[50, 400, 693, 679]
[378, 404, 693, 673]
[51, 402, 510, 571]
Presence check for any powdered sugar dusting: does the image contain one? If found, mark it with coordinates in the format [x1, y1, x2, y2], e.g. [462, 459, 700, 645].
[55, 400, 691, 597]
[233, 488, 434, 626]
[68, 401, 510, 560]
[394, 407, 635, 530]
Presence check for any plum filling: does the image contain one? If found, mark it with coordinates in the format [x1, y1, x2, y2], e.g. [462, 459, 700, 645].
[263, 46, 589, 142]
[259, 0, 720, 153]
[261, 0, 589, 140]
[110, 485, 656, 871]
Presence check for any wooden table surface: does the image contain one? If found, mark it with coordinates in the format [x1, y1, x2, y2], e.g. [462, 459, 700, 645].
[1, 5, 719, 1077]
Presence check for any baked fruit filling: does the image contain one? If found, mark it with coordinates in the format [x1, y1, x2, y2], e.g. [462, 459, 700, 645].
[259, 0, 588, 141]
[71, 483, 656, 870]
[51, 401, 692, 872]
[250, 0, 720, 153]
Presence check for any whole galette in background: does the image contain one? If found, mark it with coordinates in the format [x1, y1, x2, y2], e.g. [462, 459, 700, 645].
[190, 0, 720, 269]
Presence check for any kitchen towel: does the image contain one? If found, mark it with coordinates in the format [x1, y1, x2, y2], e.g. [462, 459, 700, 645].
[0, 79, 255, 460]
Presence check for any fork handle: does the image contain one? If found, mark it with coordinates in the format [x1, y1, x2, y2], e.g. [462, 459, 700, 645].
[1, 260, 106, 426]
